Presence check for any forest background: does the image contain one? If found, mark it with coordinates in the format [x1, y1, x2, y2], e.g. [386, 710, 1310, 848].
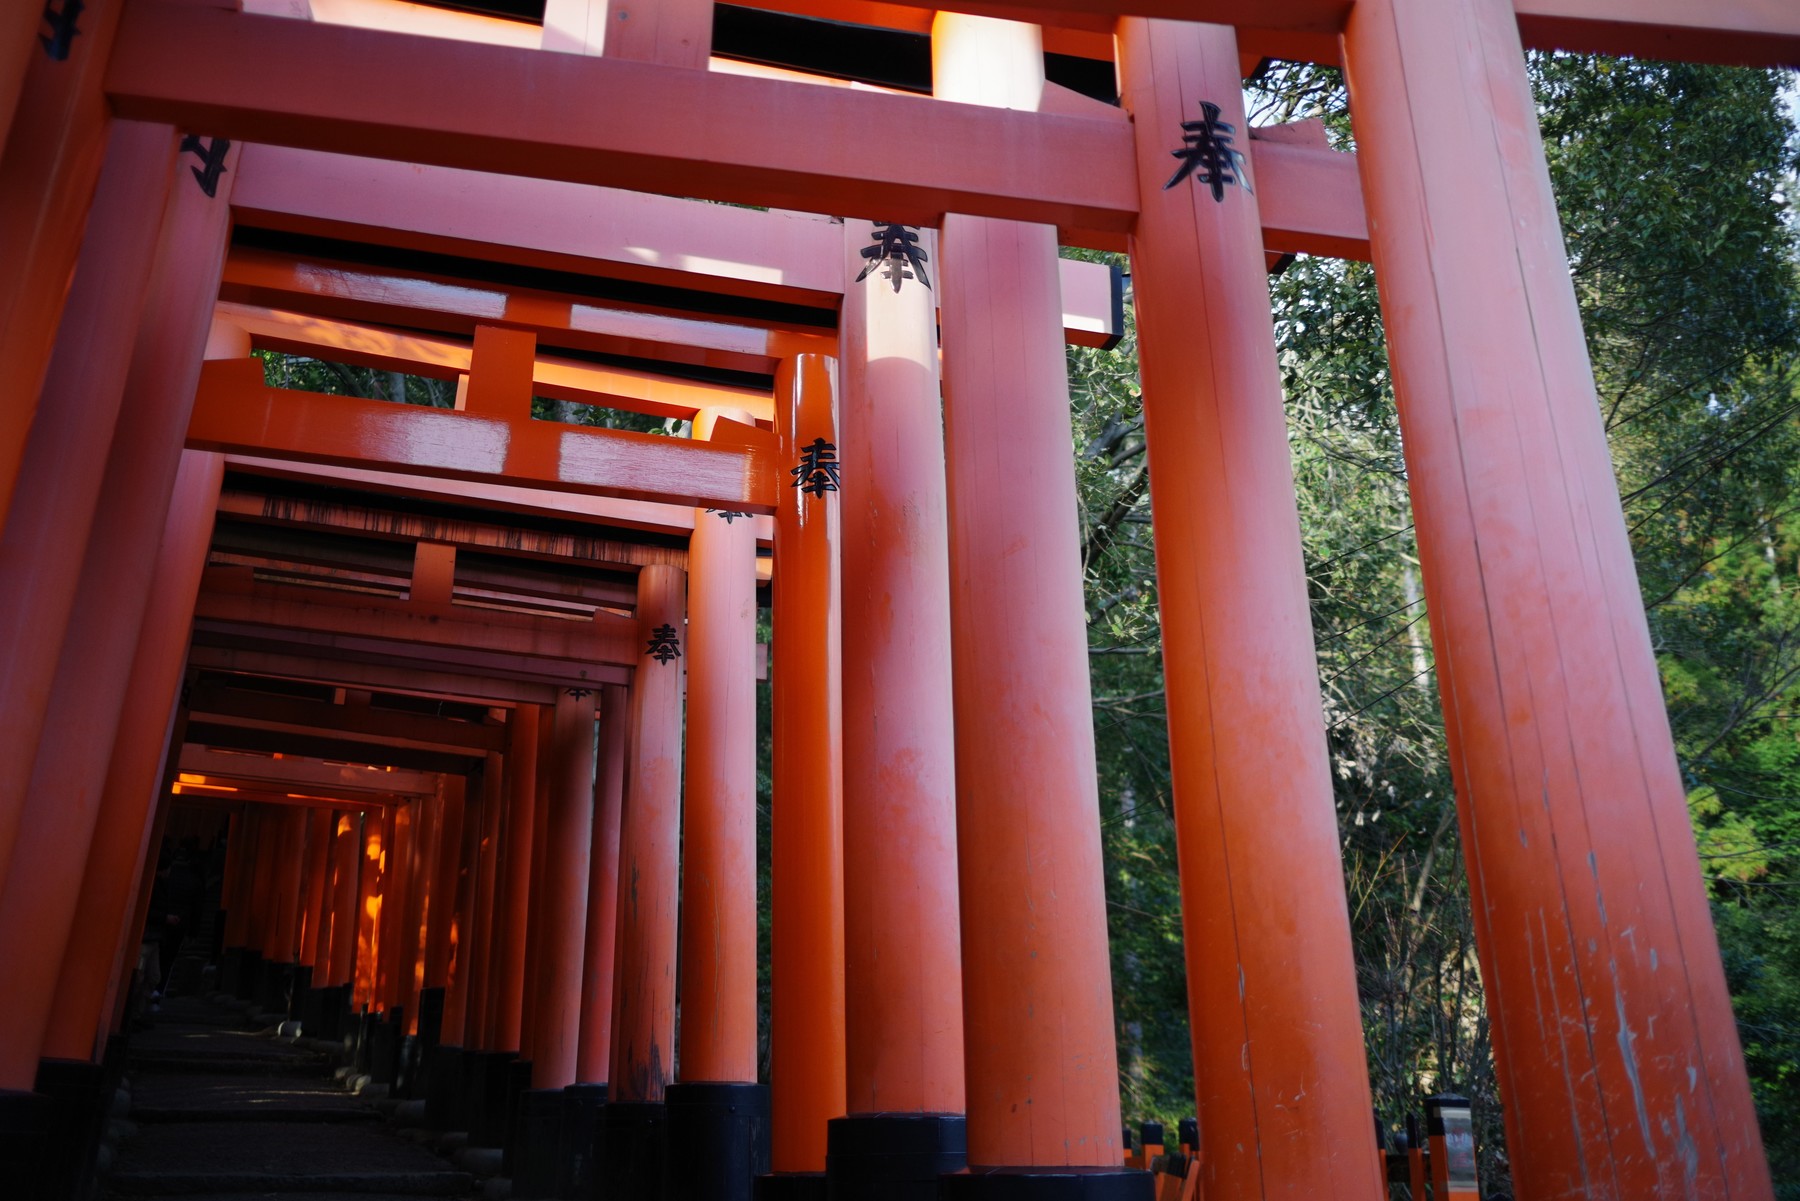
[257, 50, 1800, 1201]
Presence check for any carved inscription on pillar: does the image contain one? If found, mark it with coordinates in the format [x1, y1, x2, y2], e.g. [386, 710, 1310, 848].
[41, 0, 83, 61]
[854, 223, 931, 293]
[790, 438, 841, 497]
[180, 135, 231, 198]
[646, 624, 682, 665]
[1163, 101, 1251, 201]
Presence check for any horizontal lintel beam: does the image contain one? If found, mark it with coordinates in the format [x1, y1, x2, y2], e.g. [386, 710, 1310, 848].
[218, 301, 777, 423]
[185, 720, 480, 774]
[232, 147, 1138, 343]
[187, 642, 564, 707]
[108, 3, 1140, 246]
[225, 455, 776, 548]
[177, 744, 439, 796]
[188, 678, 508, 754]
[188, 358, 780, 512]
[196, 569, 645, 670]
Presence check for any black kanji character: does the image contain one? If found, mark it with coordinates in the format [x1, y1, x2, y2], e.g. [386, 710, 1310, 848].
[41, 0, 83, 61]
[854, 223, 931, 293]
[646, 623, 682, 665]
[706, 509, 751, 524]
[1163, 101, 1252, 202]
[180, 135, 231, 198]
[790, 437, 841, 498]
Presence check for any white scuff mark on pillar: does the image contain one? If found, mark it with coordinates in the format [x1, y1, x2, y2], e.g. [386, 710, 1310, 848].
[1614, 983, 1656, 1155]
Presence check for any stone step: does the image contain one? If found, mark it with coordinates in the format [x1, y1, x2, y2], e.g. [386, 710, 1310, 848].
[131, 1105, 382, 1124]
[105, 1169, 475, 1194]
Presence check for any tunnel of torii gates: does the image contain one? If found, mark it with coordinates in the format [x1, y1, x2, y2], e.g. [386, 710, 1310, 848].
[0, 0, 1794, 1199]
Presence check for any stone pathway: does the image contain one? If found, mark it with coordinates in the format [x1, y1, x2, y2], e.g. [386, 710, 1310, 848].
[103, 996, 474, 1199]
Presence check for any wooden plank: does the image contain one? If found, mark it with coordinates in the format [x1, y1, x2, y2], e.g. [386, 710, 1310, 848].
[106, 2, 1140, 247]
[187, 358, 781, 512]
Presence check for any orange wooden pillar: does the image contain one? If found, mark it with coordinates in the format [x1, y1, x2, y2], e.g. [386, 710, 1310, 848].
[427, 769, 471, 1021]
[441, 762, 487, 1049]
[399, 792, 435, 1029]
[250, 812, 286, 961]
[298, 809, 335, 974]
[492, 707, 540, 1053]
[272, 809, 308, 966]
[520, 708, 557, 1064]
[1342, 1, 1772, 1196]
[765, 354, 846, 1192]
[932, 16, 1136, 1195]
[577, 685, 627, 1083]
[668, 407, 767, 1191]
[219, 811, 247, 945]
[0, 3, 43, 152]
[354, 814, 387, 1012]
[1116, 20, 1385, 1201]
[603, 564, 688, 1191]
[528, 687, 597, 1089]
[29, 136, 236, 1034]
[378, 803, 415, 1013]
[0, 0, 125, 534]
[310, 814, 343, 978]
[0, 119, 178, 924]
[831, 220, 967, 1195]
[223, 810, 261, 951]
[470, 754, 507, 1049]
[328, 811, 362, 990]
[41, 452, 224, 1062]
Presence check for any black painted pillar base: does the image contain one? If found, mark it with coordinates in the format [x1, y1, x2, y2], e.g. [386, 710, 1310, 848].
[467, 1050, 520, 1147]
[424, 1044, 467, 1131]
[289, 964, 313, 1014]
[217, 946, 246, 996]
[33, 1057, 112, 1201]
[756, 1171, 829, 1200]
[0, 1088, 51, 1194]
[370, 1007, 404, 1085]
[827, 1113, 966, 1201]
[938, 1167, 1155, 1200]
[500, 1057, 535, 1169]
[601, 1099, 668, 1201]
[511, 1087, 567, 1199]
[235, 949, 265, 1002]
[559, 1083, 606, 1199]
[665, 1081, 769, 1201]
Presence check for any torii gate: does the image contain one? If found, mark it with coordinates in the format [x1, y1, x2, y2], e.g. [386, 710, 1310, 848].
[0, 0, 1791, 1198]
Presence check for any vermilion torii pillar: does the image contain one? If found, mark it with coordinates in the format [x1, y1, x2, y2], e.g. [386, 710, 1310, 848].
[492, 707, 540, 1053]
[767, 353, 847, 1194]
[31, 125, 236, 1061]
[0, 119, 181, 1094]
[529, 686, 597, 1089]
[605, 562, 687, 1197]
[672, 409, 768, 1198]
[0, 0, 124, 535]
[0, 119, 177, 914]
[299, 809, 334, 971]
[933, 15, 1141, 1197]
[43, 451, 225, 1063]
[328, 811, 361, 991]
[465, 756, 503, 1047]
[577, 685, 627, 1083]
[1117, 19, 1385, 1200]
[1342, 0, 1773, 1196]
[831, 219, 968, 1197]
